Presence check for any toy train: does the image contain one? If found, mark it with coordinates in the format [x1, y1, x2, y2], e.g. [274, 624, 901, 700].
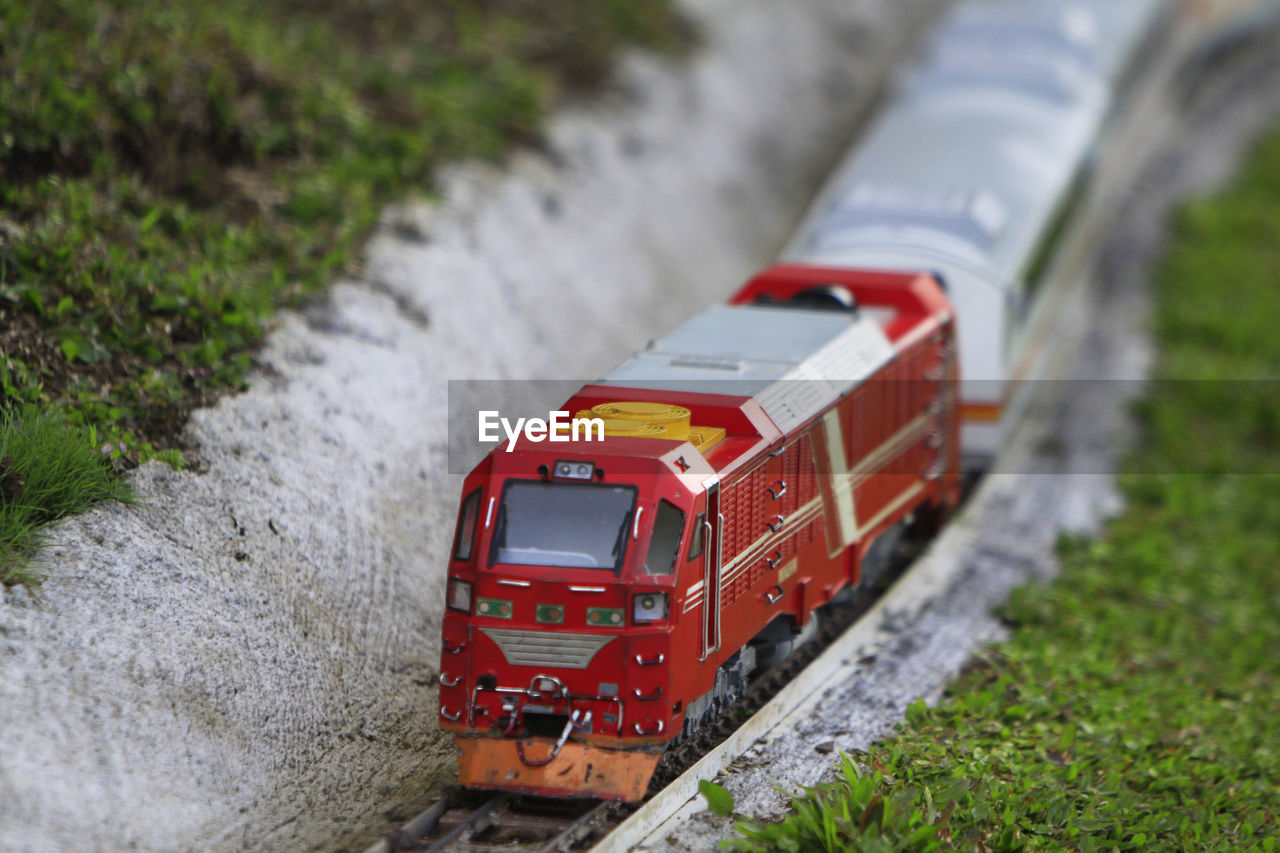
[438, 0, 1167, 802]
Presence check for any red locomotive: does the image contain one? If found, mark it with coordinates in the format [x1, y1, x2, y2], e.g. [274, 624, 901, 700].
[438, 264, 960, 801]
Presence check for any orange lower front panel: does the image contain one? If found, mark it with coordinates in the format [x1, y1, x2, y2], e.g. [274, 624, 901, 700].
[456, 735, 663, 802]
[959, 401, 1003, 422]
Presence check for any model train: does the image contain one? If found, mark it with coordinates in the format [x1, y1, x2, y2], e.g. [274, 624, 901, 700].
[438, 0, 1167, 801]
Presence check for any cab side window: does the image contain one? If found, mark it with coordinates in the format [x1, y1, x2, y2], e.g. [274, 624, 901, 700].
[452, 489, 482, 561]
[644, 500, 686, 575]
[686, 512, 706, 560]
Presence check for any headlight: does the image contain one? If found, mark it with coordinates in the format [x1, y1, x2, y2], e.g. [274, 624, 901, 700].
[447, 578, 472, 612]
[633, 592, 668, 624]
[554, 459, 595, 480]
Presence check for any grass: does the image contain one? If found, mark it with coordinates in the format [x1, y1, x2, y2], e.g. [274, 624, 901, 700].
[717, 128, 1280, 851]
[0, 0, 689, 584]
[1, 405, 134, 586]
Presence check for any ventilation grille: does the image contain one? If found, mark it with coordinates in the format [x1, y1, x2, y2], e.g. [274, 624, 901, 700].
[479, 628, 617, 670]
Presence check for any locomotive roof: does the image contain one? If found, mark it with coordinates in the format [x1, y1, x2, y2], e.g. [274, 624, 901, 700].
[599, 305, 894, 436]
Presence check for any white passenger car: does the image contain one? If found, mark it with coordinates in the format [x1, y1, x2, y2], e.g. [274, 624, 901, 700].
[782, 0, 1169, 464]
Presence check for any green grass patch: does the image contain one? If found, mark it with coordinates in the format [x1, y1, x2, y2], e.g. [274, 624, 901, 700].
[1, 0, 689, 452]
[0, 0, 689, 585]
[724, 129, 1280, 851]
[1, 405, 135, 586]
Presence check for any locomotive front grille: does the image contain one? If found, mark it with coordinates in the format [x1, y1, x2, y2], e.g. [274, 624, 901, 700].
[479, 628, 617, 669]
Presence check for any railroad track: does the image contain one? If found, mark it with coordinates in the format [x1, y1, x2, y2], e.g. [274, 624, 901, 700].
[366, 788, 609, 852]
[368, 793, 616, 853]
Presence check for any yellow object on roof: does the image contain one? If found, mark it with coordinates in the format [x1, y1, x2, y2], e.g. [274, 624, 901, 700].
[686, 426, 727, 454]
[576, 416, 668, 438]
[587, 401, 691, 440]
[575, 402, 725, 454]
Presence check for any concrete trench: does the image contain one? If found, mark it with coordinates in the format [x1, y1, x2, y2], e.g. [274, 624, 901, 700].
[0, 2, 951, 851]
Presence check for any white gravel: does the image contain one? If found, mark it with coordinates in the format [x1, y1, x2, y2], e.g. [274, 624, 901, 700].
[0, 2, 948, 851]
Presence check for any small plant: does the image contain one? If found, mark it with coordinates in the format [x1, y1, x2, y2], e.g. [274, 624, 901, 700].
[0, 405, 134, 586]
[728, 755, 949, 852]
[700, 779, 736, 817]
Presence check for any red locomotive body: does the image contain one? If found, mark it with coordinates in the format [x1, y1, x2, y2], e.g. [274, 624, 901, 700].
[438, 265, 960, 801]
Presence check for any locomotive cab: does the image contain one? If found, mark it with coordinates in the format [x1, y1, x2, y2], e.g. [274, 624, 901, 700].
[439, 432, 717, 801]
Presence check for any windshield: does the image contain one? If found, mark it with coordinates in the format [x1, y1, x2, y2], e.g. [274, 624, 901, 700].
[490, 481, 637, 571]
